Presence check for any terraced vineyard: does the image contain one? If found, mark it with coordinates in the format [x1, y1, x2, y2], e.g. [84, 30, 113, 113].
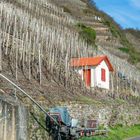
[0, 0, 140, 139]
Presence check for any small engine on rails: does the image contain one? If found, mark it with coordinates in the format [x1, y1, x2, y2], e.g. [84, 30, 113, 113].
[46, 107, 105, 140]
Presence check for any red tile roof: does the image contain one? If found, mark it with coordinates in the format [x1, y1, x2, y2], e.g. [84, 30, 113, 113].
[71, 55, 114, 71]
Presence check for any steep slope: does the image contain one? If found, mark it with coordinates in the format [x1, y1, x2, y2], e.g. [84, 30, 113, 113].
[125, 29, 140, 49]
[0, 1, 140, 139]
[0, 0, 94, 101]
[51, 0, 140, 96]
[125, 29, 140, 69]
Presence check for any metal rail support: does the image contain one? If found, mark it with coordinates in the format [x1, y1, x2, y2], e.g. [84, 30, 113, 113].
[0, 73, 59, 126]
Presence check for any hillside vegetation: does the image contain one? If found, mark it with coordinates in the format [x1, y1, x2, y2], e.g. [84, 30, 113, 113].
[0, 1, 140, 138]
[81, 125, 140, 140]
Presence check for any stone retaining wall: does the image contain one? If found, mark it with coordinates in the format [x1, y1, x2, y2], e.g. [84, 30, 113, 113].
[63, 102, 140, 127]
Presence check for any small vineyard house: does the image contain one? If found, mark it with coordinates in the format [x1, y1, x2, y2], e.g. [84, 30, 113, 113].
[71, 55, 114, 89]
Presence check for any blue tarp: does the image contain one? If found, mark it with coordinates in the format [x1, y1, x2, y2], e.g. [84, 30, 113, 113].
[49, 107, 71, 126]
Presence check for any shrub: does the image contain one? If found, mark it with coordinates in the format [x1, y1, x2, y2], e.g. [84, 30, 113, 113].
[62, 6, 71, 14]
[129, 49, 140, 64]
[118, 47, 129, 53]
[83, 8, 94, 15]
[77, 23, 96, 47]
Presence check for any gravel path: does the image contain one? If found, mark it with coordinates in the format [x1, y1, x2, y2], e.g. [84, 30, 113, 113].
[128, 136, 140, 140]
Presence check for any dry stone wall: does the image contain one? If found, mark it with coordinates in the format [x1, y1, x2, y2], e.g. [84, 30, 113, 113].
[63, 102, 140, 127]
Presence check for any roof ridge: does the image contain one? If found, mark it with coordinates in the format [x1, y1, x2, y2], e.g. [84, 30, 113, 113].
[71, 55, 114, 71]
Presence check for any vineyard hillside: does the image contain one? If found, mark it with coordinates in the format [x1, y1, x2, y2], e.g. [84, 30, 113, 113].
[0, 0, 140, 139]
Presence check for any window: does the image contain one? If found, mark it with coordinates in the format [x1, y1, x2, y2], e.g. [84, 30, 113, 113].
[101, 68, 106, 81]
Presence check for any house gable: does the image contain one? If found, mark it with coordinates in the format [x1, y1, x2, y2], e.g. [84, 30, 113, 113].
[71, 55, 113, 90]
[95, 60, 110, 89]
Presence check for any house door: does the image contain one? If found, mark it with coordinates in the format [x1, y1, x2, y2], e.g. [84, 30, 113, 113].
[83, 69, 91, 87]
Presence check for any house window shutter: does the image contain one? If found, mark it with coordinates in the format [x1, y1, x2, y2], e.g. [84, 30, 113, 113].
[101, 68, 106, 81]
